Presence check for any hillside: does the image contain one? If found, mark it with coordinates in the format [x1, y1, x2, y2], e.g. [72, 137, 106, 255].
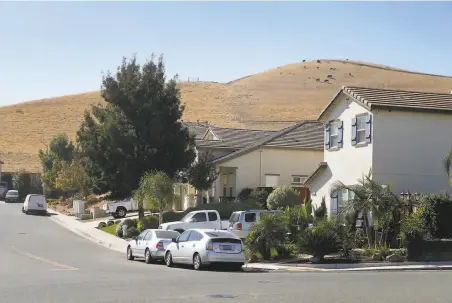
[1, 59, 452, 172]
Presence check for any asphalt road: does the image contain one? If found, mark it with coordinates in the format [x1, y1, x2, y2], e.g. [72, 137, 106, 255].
[1, 201, 452, 303]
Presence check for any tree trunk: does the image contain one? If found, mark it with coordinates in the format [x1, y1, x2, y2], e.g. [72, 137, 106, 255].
[363, 213, 373, 247]
[195, 191, 203, 207]
[138, 201, 144, 219]
[159, 205, 163, 225]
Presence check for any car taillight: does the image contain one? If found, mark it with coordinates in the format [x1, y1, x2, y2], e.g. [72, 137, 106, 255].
[236, 223, 242, 230]
[206, 240, 213, 251]
[156, 241, 164, 249]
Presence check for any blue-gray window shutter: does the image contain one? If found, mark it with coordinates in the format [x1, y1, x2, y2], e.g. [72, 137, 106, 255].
[338, 121, 344, 148]
[351, 117, 357, 146]
[365, 115, 372, 143]
[325, 123, 330, 150]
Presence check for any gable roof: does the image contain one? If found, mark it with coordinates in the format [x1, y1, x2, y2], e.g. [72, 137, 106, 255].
[303, 162, 328, 185]
[212, 120, 323, 164]
[196, 127, 275, 149]
[318, 86, 452, 120]
[182, 121, 210, 139]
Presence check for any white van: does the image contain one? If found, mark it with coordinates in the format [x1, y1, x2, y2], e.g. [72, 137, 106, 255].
[22, 194, 47, 215]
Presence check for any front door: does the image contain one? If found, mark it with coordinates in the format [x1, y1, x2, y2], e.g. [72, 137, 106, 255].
[135, 231, 148, 257]
[172, 230, 191, 262]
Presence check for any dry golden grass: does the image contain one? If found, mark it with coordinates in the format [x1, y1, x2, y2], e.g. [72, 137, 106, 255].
[1, 59, 452, 172]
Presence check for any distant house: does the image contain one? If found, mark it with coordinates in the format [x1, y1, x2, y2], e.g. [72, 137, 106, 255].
[304, 86, 452, 215]
[180, 121, 324, 209]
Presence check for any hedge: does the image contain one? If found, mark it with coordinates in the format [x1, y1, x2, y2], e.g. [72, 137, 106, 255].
[407, 238, 452, 261]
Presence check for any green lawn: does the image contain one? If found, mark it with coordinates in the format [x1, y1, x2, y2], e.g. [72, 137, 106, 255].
[100, 224, 118, 236]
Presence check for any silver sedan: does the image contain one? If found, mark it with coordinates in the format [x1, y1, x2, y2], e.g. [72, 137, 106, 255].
[164, 229, 245, 271]
[127, 229, 180, 264]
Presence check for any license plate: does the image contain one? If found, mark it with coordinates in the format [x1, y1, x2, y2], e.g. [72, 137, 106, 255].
[37, 204, 43, 208]
[221, 244, 232, 250]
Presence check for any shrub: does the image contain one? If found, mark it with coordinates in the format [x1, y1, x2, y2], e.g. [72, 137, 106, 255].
[123, 218, 137, 228]
[245, 213, 286, 260]
[98, 221, 107, 229]
[237, 187, 253, 201]
[275, 243, 297, 259]
[283, 205, 310, 240]
[115, 224, 124, 238]
[114, 220, 121, 224]
[298, 220, 340, 260]
[162, 211, 185, 223]
[123, 226, 140, 238]
[252, 188, 272, 208]
[400, 210, 425, 245]
[420, 192, 452, 239]
[107, 220, 115, 226]
[267, 185, 300, 210]
[314, 196, 327, 221]
[86, 194, 99, 204]
[137, 215, 159, 231]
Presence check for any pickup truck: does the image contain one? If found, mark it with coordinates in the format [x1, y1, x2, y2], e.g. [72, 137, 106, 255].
[102, 198, 138, 218]
[158, 210, 229, 233]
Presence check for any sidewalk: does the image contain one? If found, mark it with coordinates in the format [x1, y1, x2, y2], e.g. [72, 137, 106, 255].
[245, 261, 452, 272]
[49, 209, 128, 254]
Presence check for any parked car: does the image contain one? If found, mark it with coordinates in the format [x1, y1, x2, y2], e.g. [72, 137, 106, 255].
[228, 209, 284, 239]
[0, 181, 8, 199]
[22, 194, 47, 215]
[164, 229, 245, 271]
[127, 229, 180, 264]
[5, 190, 19, 203]
[102, 198, 138, 218]
[158, 210, 227, 233]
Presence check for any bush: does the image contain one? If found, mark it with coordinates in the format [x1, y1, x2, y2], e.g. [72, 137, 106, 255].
[237, 188, 253, 201]
[275, 243, 297, 259]
[115, 223, 124, 238]
[98, 221, 107, 229]
[137, 215, 159, 231]
[267, 185, 300, 210]
[123, 218, 137, 228]
[123, 226, 140, 238]
[314, 197, 327, 221]
[298, 220, 340, 260]
[114, 220, 121, 224]
[107, 220, 115, 226]
[283, 205, 310, 240]
[400, 210, 425, 246]
[245, 213, 286, 260]
[252, 188, 272, 208]
[407, 239, 452, 261]
[420, 192, 452, 239]
[86, 194, 99, 204]
[162, 211, 185, 223]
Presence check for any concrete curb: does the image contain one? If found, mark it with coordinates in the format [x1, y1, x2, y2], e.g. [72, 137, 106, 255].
[245, 263, 452, 272]
[48, 209, 128, 254]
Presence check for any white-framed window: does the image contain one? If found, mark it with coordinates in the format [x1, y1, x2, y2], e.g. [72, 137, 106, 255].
[356, 115, 367, 144]
[292, 175, 307, 184]
[329, 121, 340, 148]
[331, 188, 355, 214]
[265, 174, 280, 187]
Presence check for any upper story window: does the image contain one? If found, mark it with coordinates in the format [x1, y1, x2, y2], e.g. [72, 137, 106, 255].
[325, 120, 343, 150]
[352, 114, 372, 146]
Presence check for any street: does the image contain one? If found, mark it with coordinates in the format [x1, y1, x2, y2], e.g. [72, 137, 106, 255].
[1, 201, 451, 303]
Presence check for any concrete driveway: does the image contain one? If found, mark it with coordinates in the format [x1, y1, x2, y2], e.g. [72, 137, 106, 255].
[1, 201, 452, 303]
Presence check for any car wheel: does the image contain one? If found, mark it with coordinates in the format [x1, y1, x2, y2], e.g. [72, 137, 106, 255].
[21, 207, 25, 213]
[127, 246, 134, 261]
[193, 253, 203, 271]
[116, 207, 126, 218]
[145, 249, 152, 264]
[165, 251, 174, 267]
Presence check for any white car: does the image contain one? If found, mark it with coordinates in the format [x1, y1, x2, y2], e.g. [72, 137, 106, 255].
[158, 210, 225, 232]
[127, 229, 180, 264]
[228, 209, 284, 239]
[164, 229, 245, 271]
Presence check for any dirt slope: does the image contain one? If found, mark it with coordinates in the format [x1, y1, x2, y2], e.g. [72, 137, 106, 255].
[1, 59, 452, 172]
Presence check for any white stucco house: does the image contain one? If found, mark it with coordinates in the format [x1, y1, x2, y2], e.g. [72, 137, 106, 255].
[304, 86, 452, 216]
[178, 120, 324, 209]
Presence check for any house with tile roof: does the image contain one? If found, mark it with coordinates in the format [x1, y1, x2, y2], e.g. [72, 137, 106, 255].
[304, 86, 452, 215]
[180, 121, 324, 208]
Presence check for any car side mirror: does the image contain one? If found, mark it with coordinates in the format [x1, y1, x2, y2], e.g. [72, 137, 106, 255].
[171, 238, 177, 243]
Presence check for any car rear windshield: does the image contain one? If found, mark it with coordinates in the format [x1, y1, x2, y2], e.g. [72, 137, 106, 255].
[7, 191, 18, 195]
[205, 231, 234, 238]
[229, 212, 240, 223]
[155, 231, 179, 239]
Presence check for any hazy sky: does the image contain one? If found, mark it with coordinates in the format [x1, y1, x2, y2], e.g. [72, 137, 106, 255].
[1, 1, 451, 106]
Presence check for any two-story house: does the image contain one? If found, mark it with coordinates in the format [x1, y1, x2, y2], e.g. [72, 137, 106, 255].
[179, 120, 324, 209]
[304, 86, 452, 215]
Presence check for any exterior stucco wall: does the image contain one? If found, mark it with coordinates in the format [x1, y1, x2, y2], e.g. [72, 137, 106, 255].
[215, 147, 323, 201]
[309, 93, 373, 214]
[372, 109, 452, 195]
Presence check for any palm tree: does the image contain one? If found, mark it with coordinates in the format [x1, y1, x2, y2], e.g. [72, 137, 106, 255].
[445, 148, 452, 184]
[329, 169, 403, 247]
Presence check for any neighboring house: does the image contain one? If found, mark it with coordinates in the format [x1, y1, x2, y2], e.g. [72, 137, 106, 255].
[304, 86, 452, 216]
[180, 120, 324, 208]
